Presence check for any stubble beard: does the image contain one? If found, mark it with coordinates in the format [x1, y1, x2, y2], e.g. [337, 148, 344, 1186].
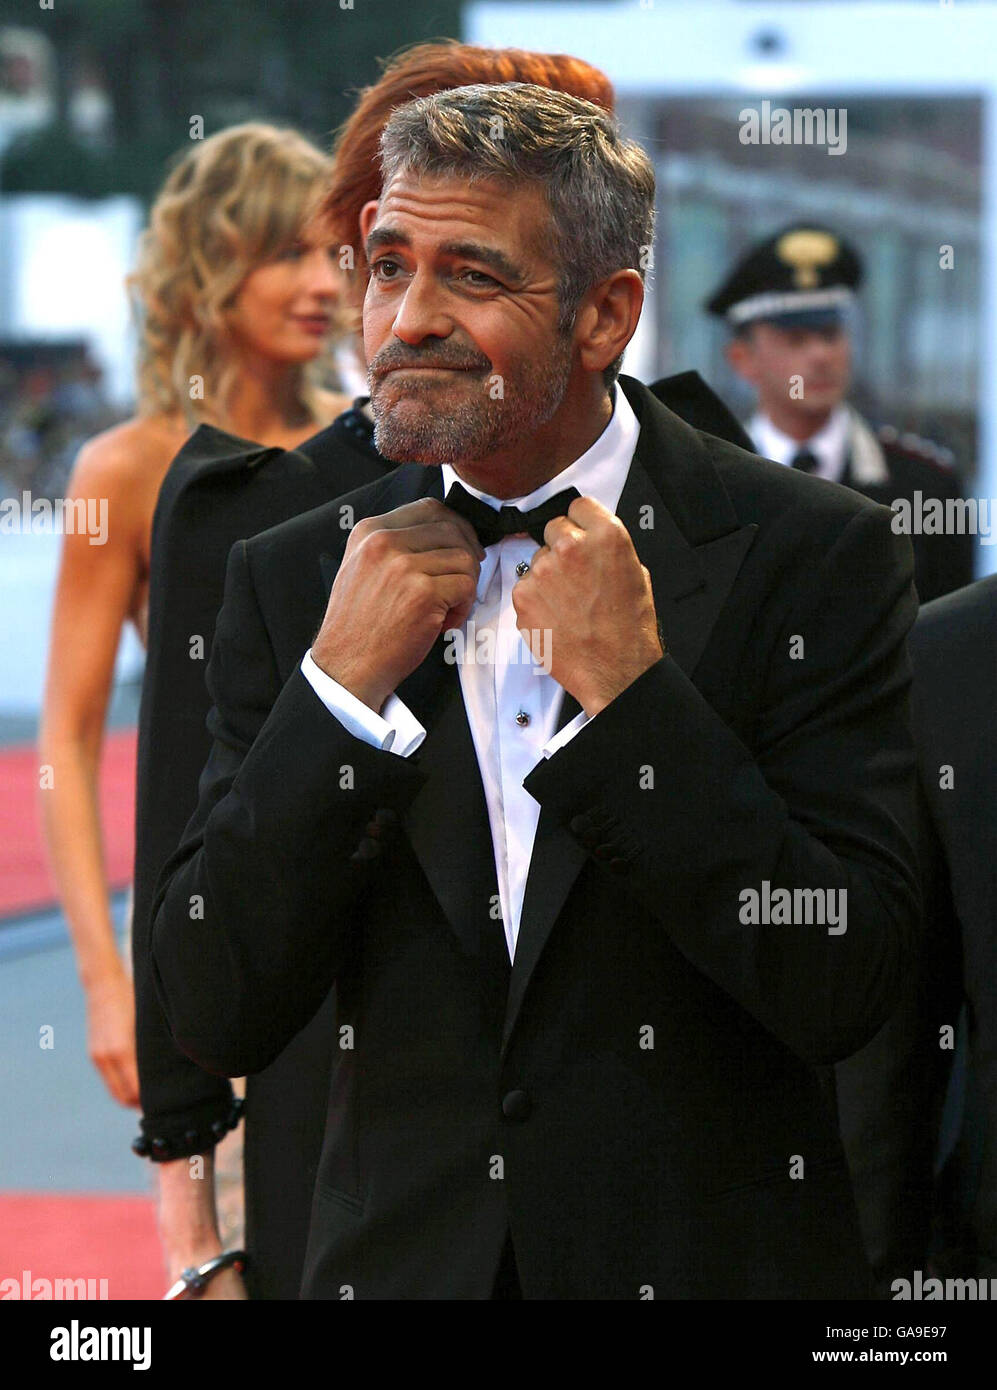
[370, 337, 575, 466]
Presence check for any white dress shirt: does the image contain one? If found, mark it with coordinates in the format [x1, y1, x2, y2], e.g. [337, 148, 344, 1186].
[301, 385, 641, 962]
[748, 404, 851, 483]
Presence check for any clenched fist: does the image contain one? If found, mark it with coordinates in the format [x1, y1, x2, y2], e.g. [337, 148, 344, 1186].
[512, 496, 663, 717]
[311, 497, 485, 713]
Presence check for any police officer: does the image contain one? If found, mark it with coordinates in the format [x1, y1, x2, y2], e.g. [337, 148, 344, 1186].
[706, 223, 974, 602]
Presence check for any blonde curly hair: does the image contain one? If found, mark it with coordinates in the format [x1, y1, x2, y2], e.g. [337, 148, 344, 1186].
[128, 123, 351, 426]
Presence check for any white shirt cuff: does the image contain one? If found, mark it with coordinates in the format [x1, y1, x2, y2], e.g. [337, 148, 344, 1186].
[542, 709, 590, 758]
[300, 649, 426, 756]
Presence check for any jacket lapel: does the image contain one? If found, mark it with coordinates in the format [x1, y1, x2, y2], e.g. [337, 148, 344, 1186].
[317, 464, 502, 968]
[398, 642, 504, 976]
[393, 476, 506, 988]
[502, 377, 758, 1054]
[317, 462, 436, 600]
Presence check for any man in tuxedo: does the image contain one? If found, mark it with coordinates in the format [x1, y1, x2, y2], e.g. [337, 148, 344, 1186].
[151, 83, 920, 1299]
[131, 371, 750, 1300]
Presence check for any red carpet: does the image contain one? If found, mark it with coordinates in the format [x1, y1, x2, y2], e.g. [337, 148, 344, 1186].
[0, 1193, 162, 1300]
[0, 729, 137, 919]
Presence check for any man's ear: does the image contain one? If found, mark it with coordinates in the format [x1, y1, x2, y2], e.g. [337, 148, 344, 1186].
[359, 199, 379, 246]
[576, 270, 644, 377]
[725, 333, 757, 386]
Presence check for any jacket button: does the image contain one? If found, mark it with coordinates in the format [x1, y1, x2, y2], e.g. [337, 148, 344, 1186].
[350, 837, 381, 864]
[609, 857, 632, 875]
[592, 843, 615, 861]
[366, 807, 399, 839]
[569, 814, 598, 848]
[502, 1090, 532, 1121]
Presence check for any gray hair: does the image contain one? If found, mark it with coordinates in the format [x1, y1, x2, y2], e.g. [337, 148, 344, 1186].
[377, 82, 656, 385]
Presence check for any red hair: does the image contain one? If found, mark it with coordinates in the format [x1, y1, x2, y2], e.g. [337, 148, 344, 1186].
[314, 40, 615, 281]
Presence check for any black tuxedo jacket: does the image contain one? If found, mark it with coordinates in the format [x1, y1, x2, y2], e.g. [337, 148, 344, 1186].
[149, 375, 919, 1299]
[836, 574, 997, 1284]
[913, 576, 997, 1275]
[131, 373, 752, 1299]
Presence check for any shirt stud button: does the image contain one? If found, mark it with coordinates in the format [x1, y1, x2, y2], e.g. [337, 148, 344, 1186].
[515, 710, 530, 727]
[515, 560, 530, 577]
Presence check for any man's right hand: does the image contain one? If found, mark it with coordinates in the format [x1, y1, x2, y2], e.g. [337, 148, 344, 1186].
[310, 497, 484, 713]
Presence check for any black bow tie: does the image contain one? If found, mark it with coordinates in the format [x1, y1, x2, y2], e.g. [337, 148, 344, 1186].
[791, 448, 819, 473]
[445, 480, 581, 548]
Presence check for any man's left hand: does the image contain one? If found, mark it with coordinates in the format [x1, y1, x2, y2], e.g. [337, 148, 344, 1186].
[512, 496, 663, 718]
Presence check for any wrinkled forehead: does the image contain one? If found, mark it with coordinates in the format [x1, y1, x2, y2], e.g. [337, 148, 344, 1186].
[371, 167, 554, 266]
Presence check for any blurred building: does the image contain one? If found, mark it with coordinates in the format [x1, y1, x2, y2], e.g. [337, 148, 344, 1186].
[0, 26, 56, 150]
[469, 0, 997, 577]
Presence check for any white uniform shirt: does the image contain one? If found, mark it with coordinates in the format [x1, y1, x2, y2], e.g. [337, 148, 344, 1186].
[749, 404, 851, 483]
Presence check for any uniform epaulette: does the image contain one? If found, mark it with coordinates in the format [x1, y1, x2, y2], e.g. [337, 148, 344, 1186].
[876, 424, 955, 470]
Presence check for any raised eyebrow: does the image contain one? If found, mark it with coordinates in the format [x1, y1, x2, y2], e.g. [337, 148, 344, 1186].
[438, 241, 525, 282]
[365, 225, 412, 259]
[365, 227, 524, 283]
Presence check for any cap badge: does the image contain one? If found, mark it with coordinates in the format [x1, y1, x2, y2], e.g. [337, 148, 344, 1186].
[775, 229, 839, 289]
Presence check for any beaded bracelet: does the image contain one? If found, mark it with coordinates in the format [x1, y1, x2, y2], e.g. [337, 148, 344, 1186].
[132, 1095, 245, 1162]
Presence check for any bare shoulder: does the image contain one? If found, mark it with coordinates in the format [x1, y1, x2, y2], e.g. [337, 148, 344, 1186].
[67, 414, 191, 558]
[70, 415, 187, 495]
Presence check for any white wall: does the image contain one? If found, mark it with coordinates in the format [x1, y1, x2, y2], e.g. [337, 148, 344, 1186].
[0, 193, 142, 408]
